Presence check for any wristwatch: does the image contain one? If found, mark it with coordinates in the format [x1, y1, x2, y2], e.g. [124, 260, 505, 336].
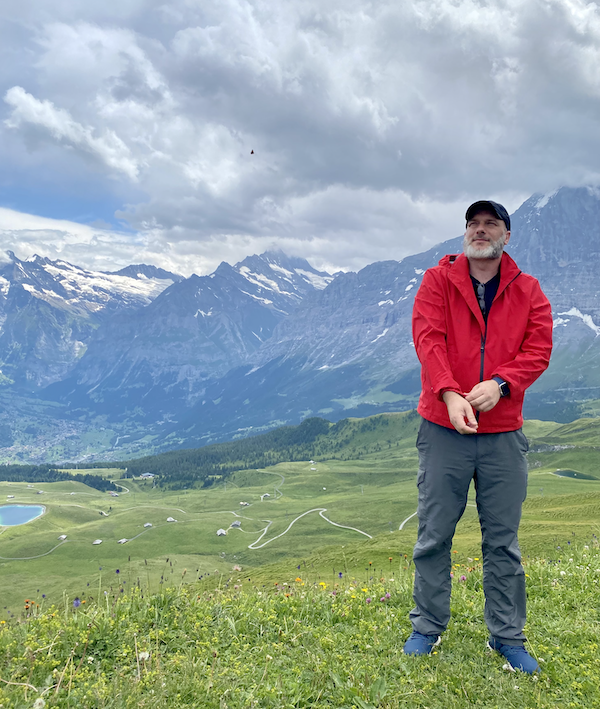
[492, 376, 510, 397]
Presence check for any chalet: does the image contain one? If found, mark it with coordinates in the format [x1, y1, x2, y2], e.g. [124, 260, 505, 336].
[216, 529, 227, 536]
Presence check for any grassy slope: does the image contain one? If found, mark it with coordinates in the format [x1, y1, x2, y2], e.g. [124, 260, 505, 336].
[0, 413, 599, 609]
[1, 544, 599, 708]
[1, 413, 600, 706]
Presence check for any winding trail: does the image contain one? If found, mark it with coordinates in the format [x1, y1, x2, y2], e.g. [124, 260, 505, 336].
[0, 540, 75, 561]
[398, 502, 478, 531]
[248, 508, 372, 549]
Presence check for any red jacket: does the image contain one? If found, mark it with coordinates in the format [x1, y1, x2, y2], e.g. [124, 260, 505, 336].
[412, 251, 553, 433]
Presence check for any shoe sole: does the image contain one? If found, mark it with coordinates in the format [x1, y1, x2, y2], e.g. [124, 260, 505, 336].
[403, 635, 441, 655]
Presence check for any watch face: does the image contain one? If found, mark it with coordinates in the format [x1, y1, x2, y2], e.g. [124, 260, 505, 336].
[499, 382, 509, 397]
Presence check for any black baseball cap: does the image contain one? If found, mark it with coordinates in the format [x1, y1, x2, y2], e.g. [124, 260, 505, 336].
[465, 200, 510, 231]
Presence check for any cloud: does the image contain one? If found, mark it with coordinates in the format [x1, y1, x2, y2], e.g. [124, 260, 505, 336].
[0, 0, 600, 274]
[4, 87, 139, 179]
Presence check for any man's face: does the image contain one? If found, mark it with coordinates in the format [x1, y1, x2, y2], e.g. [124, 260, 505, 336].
[463, 210, 511, 259]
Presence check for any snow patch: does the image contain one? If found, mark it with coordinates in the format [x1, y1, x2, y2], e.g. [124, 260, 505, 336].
[194, 309, 213, 318]
[371, 328, 389, 343]
[240, 290, 273, 305]
[238, 266, 281, 292]
[414, 268, 424, 275]
[557, 308, 600, 335]
[268, 263, 294, 280]
[535, 190, 558, 210]
[404, 284, 414, 292]
[552, 317, 570, 328]
[378, 299, 394, 306]
[295, 269, 332, 290]
[245, 366, 260, 376]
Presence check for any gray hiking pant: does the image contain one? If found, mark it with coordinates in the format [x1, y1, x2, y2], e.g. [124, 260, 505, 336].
[409, 419, 529, 645]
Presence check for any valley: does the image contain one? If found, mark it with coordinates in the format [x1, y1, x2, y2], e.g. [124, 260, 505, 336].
[1, 412, 599, 614]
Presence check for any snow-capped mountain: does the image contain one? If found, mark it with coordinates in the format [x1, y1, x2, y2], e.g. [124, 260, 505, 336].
[45, 251, 334, 416]
[0, 186, 599, 461]
[0, 252, 179, 387]
[151, 186, 600, 450]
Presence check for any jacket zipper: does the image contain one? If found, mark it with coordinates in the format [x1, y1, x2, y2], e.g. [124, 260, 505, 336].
[477, 326, 487, 422]
[475, 270, 520, 421]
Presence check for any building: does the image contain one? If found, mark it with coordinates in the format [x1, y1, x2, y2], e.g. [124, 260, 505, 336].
[216, 529, 227, 536]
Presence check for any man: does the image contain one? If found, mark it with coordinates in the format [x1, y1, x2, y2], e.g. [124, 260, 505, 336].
[403, 200, 553, 673]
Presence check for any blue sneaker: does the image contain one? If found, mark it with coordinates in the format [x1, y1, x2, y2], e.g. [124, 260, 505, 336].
[403, 631, 441, 656]
[487, 637, 540, 674]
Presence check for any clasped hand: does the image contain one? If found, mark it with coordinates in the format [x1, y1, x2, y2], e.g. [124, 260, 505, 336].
[442, 380, 501, 435]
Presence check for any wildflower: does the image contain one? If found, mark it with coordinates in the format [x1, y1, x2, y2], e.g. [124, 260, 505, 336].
[73, 597, 82, 608]
[295, 577, 302, 583]
[560, 570, 566, 576]
[389, 557, 393, 561]
[319, 582, 327, 589]
[380, 597, 386, 602]
[366, 597, 372, 604]
[338, 572, 343, 578]
[460, 575, 467, 582]
[450, 572, 454, 578]
[139, 651, 150, 661]
[385, 592, 391, 599]
[33, 699, 46, 709]
[116, 569, 120, 574]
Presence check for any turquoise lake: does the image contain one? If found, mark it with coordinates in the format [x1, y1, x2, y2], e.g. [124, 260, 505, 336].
[0, 505, 45, 526]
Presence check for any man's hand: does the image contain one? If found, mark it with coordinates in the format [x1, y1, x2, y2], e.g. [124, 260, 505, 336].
[465, 380, 501, 412]
[442, 391, 478, 434]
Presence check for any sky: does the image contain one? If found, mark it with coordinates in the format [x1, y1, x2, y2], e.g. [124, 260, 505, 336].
[1, 0, 600, 277]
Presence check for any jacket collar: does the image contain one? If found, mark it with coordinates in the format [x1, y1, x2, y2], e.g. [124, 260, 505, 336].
[442, 252, 522, 332]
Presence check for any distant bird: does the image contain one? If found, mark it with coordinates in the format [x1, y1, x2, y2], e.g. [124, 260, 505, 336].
[250, 150, 254, 154]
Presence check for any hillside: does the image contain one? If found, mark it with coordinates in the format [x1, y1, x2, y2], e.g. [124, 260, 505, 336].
[0, 542, 598, 707]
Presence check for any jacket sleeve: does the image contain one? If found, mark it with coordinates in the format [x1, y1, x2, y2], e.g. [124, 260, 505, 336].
[493, 280, 553, 394]
[412, 269, 462, 399]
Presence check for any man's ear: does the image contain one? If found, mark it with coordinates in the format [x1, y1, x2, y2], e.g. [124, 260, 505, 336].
[504, 230, 511, 245]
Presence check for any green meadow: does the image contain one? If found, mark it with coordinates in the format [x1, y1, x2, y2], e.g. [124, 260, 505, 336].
[0, 413, 599, 612]
[1, 412, 600, 707]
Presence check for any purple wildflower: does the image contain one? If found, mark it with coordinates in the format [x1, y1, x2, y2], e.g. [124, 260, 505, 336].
[366, 597, 372, 604]
[73, 598, 81, 608]
[460, 575, 467, 582]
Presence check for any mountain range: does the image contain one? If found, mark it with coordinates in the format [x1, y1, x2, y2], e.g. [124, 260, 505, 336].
[1, 186, 599, 462]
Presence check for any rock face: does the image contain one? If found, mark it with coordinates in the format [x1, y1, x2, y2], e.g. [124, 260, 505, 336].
[153, 186, 600, 450]
[44, 251, 333, 417]
[0, 186, 599, 460]
[0, 253, 178, 388]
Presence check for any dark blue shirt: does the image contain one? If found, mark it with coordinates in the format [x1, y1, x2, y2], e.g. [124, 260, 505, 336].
[471, 270, 500, 321]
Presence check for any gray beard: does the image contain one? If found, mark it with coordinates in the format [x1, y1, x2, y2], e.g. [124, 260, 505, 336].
[463, 233, 506, 259]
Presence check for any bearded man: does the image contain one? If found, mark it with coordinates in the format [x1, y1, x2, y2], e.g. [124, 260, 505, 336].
[402, 200, 553, 673]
